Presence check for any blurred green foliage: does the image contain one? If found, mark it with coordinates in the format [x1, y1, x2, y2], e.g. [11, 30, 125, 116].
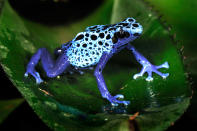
[0, 99, 24, 124]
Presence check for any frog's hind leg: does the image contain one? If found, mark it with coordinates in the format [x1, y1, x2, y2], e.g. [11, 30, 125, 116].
[25, 48, 70, 84]
[126, 44, 169, 81]
[94, 52, 130, 106]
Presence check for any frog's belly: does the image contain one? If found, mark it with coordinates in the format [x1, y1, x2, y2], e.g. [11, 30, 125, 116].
[66, 47, 102, 68]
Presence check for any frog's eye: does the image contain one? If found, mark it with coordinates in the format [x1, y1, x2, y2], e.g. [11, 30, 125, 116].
[125, 31, 130, 38]
[116, 31, 130, 38]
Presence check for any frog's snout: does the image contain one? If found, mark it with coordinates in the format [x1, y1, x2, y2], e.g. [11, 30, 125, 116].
[133, 22, 143, 35]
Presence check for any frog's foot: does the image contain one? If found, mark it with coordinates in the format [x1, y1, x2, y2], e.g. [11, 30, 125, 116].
[133, 61, 169, 81]
[106, 94, 130, 106]
[24, 71, 43, 84]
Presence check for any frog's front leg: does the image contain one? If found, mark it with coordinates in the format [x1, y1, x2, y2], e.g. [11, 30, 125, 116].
[94, 52, 130, 106]
[127, 44, 169, 81]
[25, 48, 70, 84]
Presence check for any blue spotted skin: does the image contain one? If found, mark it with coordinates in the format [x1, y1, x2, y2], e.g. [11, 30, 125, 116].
[65, 18, 142, 68]
[25, 17, 169, 106]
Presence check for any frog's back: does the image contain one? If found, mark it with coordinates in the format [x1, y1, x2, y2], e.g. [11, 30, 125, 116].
[66, 28, 114, 68]
[65, 17, 143, 68]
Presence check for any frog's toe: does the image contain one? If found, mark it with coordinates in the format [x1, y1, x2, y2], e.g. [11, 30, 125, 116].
[35, 72, 43, 84]
[36, 78, 43, 84]
[156, 61, 169, 69]
[111, 102, 118, 106]
[25, 71, 43, 84]
[154, 69, 169, 79]
[24, 72, 29, 77]
[162, 73, 169, 79]
[122, 100, 130, 106]
[162, 62, 169, 69]
[114, 94, 124, 99]
[146, 76, 153, 82]
[133, 73, 142, 79]
[111, 100, 130, 106]
[108, 95, 130, 106]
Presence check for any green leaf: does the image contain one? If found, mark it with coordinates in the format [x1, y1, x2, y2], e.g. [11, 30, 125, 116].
[144, 0, 197, 76]
[144, 0, 197, 122]
[111, 0, 191, 130]
[0, 0, 191, 130]
[0, 99, 24, 124]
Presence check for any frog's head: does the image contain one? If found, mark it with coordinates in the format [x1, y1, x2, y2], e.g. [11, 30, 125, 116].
[121, 17, 143, 40]
[111, 17, 143, 47]
[124, 18, 143, 39]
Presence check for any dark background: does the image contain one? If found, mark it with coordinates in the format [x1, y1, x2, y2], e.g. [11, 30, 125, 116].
[0, 0, 196, 130]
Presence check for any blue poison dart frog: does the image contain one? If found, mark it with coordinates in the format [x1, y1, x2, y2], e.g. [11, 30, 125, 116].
[25, 17, 169, 106]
